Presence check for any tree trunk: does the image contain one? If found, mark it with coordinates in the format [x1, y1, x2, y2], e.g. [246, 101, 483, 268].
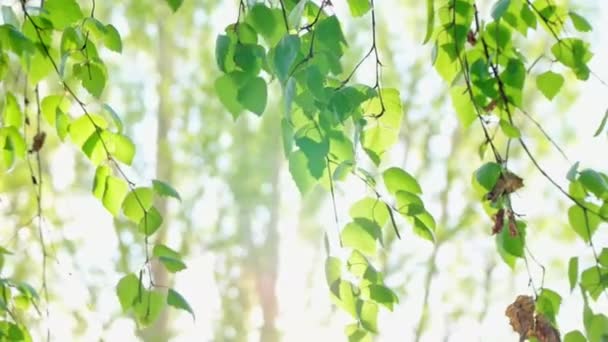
[141, 18, 173, 342]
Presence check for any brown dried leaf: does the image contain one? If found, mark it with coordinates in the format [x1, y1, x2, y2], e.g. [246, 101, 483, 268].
[533, 314, 561, 342]
[487, 171, 524, 202]
[507, 210, 518, 237]
[31, 131, 46, 153]
[506, 295, 535, 339]
[492, 208, 505, 235]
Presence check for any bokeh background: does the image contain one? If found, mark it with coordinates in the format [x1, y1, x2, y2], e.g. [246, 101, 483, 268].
[1, 0, 607, 341]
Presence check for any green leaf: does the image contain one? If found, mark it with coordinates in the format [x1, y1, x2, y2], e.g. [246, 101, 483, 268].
[273, 35, 300, 82]
[167, 288, 194, 319]
[563, 330, 586, 342]
[551, 38, 593, 80]
[580, 266, 608, 301]
[567, 162, 580, 181]
[496, 220, 525, 258]
[281, 118, 294, 157]
[568, 204, 602, 242]
[492, 0, 511, 20]
[246, 4, 284, 46]
[599, 249, 608, 267]
[383, 167, 422, 195]
[536, 71, 565, 100]
[449, 85, 476, 128]
[325, 257, 342, 286]
[499, 120, 521, 138]
[116, 273, 140, 311]
[102, 104, 124, 134]
[69, 114, 108, 147]
[423, 0, 434, 43]
[593, 109, 608, 137]
[395, 191, 425, 216]
[138, 207, 163, 236]
[347, 250, 369, 278]
[579, 169, 608, 198]
[295, 135, 328, 179]
[363, 284, 398, 311]
[330, 280, 358, 318]
[569, 12, 592, 32]
[165, 0, 184, 12]
[92, 165, 111, 199]
[341, 219, 380, 256]
[111, 134, 135, 165]
[56, 110, 70, 141]
[215, 72, 244, 119]
[569, 257, 579, 291]
[361, 89, 404, 165]
[237, 76, 267, 115]
[588, 314, 608, 342]
[133, 290, 165, 326]
[349, 198, 390, 227]
[288, 150, 317, 194]
[357, 301, 378, 333]
[535, 288, 561, 324]
[347, 0, 371, 17]
[152, 179, 181, 201]
[74, 62, 107, 98]
[41, 95, 70, 126]
[102, 176, 128, 216]
[153, 244, 186, 273]
[345, 324, 372, 342]
[44, 0, 83, 29]
[2, 92, 22, 128]
[474, 162, 502, 191]
[82, 132, 106, 166]
[104, 24, 122, 52]
[122, 187, 154, 223]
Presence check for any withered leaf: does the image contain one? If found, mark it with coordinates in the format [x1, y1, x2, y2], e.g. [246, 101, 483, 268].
[486, 171, 524, 202]
[31, 131, 46, 153]
[533, 314, 561, 342]
[506, 295, 535, 340]
[492, 208, 505, 235]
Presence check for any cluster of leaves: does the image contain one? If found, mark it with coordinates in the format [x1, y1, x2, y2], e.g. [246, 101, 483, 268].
[214, 0, 437, 338]
[0, 0, 190, 334]
[426, 0, 607, 340]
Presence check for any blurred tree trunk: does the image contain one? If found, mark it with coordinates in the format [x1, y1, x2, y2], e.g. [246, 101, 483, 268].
[141, 18, 174, 342]
[256, 127, 281, 342]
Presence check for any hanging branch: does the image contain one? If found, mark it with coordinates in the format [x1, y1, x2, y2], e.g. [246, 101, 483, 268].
[21, 3, 158, 293]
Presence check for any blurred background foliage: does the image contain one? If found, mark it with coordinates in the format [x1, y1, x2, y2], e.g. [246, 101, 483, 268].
[0, 0, 607, 341]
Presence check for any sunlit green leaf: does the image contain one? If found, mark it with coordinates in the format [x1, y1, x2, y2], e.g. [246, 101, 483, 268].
[492, 0, 511, 20]
[568, 204, 602, 242]
[133, 290, 165, 326]
[347, 0, 371, 17]
[325, 257, 342, 286]
[423, 0, 434, 43]
[345, 324, 372, 342]
[363, 284, 398, 311]
[93, 165, 110, 199]
[237, 76, 267, 115]
[44, 0, 83, 29]
[349, 198, 389, 227]
[288, 150, 317, 194]
[474, 162, 502, 192]
[138, 207, 163, 236]
[152, 179, 181, 201]
[357, 301, 378, 333]
[450, 85, 476, 128]
[273, 35, 300, 82]
[41, 95, 70, 126]
[104, 24, 122, 52]
[536, 71, 565, 100]
[383, 167, 422, 195]
[122, 187, 154, 223]
[2, 92, 22, 128]
[579, 169, 608, 198]
[116, 273, 140, 312]
[569, 12, 592, 32]
[74, 62, 107, 98]
[167, 288, 194, 319]
[69, 114, 108, 147]
[341, 219, 380, 256]
[153, 244, 186, 273]
[580, 266, 608, 300]
[165, 0, 184, 12]
[569, 257, 579, 291]
[535, 288, 561, 324]
[563, 330, 586, 342]
[102, 176, 128, 216]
